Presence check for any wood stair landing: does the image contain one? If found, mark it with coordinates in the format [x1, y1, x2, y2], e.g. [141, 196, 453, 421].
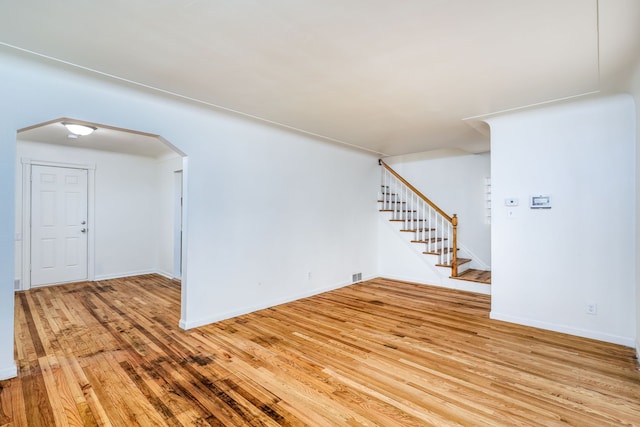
[436, 258, 492, 285]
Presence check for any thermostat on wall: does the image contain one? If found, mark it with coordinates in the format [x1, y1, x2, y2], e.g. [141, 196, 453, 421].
[530, 195, 551, 209]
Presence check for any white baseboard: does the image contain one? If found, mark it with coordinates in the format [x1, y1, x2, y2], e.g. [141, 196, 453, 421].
[155, 269, 175, 280]
[377, 273, 441, 287]
[94, 269, 178, 282]
[179, 276, 368, 330]
[0, 363, 18, 380]
[93, 269, 158, 281]
[379, 273, 491, 295]
[490, 311, 635, 348]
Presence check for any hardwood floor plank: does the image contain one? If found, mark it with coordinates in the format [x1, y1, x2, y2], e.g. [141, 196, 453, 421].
[2, 274, 640, 426]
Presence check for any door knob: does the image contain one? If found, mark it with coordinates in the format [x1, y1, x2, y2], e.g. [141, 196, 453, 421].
[81, 228, 87, 233]
[81, 220, 86, 225]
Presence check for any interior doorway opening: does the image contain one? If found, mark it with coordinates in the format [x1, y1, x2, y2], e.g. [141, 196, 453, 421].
[14, 118, 187, 303]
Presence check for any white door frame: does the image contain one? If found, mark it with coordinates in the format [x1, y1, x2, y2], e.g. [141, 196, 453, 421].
[173, 170, 183, 279]
[21, 158, 96, 290]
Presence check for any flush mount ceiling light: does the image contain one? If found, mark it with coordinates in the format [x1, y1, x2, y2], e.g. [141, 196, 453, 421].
[62, 122, 97, 136]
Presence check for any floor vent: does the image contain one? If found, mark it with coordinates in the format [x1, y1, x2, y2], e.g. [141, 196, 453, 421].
[352, 273, 362, 283]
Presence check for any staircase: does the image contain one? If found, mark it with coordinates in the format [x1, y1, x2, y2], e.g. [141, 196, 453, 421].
[378, 160, 491, 288]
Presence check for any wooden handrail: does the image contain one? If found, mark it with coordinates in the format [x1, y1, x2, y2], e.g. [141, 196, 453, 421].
[379, 160, 453, 222]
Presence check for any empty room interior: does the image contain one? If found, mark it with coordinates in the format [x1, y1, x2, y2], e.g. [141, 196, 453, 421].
[1, 1, 640, 425]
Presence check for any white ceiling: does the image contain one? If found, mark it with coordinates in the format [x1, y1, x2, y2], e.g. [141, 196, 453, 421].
[2, 0, 640, 157]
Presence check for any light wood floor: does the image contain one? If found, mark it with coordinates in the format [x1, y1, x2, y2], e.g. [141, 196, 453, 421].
[1, 275, 639, 426]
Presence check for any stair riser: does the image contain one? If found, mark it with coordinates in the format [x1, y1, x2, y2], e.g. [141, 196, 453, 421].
[436, 264, 471, 277]
[457, 262, 471, 274]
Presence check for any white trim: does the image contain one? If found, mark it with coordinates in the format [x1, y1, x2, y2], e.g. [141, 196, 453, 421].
[179, 158, 189, 329]
[173, 170, 183, 279]
[462, 90, 601, 121]
[0, 363, 18, 380]
[21, 158, 97, 171]
[490, 311, 635, 348]
[20, 158, 96, 290]
[155, 269, 174, 280]
[379, 273, 491, 295]
[93, 270, 157, 282]
[179, 274, 376, 330]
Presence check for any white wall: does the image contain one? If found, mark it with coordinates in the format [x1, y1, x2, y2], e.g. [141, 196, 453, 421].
[631, 60, 640, 357]
[383, 151, 491, 266]
[14, 140, 180, 283]
[0, 125, 17, 380]
[182, 128, 378, 329]
[0, 48, 378, 378]
[488, 94, 636, 346]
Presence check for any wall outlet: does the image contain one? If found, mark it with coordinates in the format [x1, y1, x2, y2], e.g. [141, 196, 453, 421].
[307, 271, 312, 280]
[586, 303, 597, 315]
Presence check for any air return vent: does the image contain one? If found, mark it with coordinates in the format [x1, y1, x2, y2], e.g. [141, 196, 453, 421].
[352, 273, 362, 283]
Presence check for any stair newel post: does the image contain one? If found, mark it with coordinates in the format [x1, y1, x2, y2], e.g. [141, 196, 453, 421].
[451, 214, 458, 277]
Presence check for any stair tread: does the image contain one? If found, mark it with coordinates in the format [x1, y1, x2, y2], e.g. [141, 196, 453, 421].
[411, 238, 447, 243]
[452, 269, 491, 285]
[400, 228, 435, 232]
[436, 258, 471, 267]
[424, 247, 458, 255]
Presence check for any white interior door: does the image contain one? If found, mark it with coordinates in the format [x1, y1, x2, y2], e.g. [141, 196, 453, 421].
[31, 165, 88, 287]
